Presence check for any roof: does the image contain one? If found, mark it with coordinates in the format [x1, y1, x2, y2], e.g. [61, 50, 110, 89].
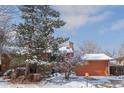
[59, 46, 73, 53]
[81, 53, 113, 61]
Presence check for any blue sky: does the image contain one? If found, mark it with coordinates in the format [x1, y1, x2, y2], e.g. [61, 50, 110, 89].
[52, 6, 124, 52]
[11, 5, 124, 52]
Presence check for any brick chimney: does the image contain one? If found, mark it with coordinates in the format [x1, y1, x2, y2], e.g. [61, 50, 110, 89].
[67, 41, 74, 50]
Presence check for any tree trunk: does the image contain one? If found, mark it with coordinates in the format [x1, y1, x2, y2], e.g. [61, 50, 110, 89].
[0, 53, 1, 72]
[65, 68, 71, 80]
[25, 63, 30, 78]
[0, 53, 1, 65]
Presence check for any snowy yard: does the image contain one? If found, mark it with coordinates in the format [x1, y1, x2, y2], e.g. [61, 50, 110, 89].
[1, 74, 124, 88]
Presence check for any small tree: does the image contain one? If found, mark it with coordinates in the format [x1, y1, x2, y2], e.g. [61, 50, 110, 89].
[72, 50, 82, 64]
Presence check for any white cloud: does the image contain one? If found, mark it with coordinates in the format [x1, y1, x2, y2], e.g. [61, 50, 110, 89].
[63, 15, 88, 31]
[101, 19, 124, 33]
[110, 19, 124, 31]
[89, 11, 112, 23]
[56, 6, 105, 15]
[54, 6, 111, 33]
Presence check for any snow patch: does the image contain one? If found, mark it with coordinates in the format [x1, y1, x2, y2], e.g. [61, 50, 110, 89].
[1, 75, 124, 88]
[81, 53, 113, 61]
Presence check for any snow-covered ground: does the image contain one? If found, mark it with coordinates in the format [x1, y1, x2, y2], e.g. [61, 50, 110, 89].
[1, 74, 124, 88]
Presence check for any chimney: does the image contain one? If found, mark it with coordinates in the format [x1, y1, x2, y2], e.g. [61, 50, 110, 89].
[67, 41, 74, 50]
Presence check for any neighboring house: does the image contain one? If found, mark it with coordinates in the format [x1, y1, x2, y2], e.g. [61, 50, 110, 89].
[114, 57, 124, 65]
[0, 53, 11, 75]
[43, 41, 74, 62]
[75, 53, 113, 76]
[109, 57, 124, 76]
[59, 41, 74, 60]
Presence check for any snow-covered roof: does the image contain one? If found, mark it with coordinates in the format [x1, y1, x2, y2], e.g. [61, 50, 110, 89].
[59, 46, 73, 53]
[81, 53, 113, 61]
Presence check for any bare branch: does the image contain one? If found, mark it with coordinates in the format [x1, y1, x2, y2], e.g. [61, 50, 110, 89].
[80, 40, 102, 55]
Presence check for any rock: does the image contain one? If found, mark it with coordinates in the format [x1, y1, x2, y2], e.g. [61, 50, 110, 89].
[27, 74, 33, 81]
[33, 73, 41, 82]
[15, 75, 26, 83]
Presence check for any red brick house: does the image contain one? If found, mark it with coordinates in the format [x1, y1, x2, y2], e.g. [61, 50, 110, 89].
[42, 41, 74, 61]
[0, 53, 11, 75]
[75, 53, 113, 76]
[59, 41, 74, 59]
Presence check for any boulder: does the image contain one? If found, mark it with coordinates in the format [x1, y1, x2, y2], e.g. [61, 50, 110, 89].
[33, 73, 41, 82]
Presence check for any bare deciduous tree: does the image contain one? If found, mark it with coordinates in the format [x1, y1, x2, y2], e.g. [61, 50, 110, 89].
[80, 40, 102, 55]
[0, 6, 16, 64]
[103, 50, 116, 58]
[118, 42, 124, 57]
[0, 29, 6, 64]
[0, 6, 16, 31]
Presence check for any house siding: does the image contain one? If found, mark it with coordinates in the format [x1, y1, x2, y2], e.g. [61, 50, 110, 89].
[75, 60, 109, 76]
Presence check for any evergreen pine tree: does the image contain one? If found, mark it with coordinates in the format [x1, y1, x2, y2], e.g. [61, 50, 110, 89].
[16, 5, 69, 63]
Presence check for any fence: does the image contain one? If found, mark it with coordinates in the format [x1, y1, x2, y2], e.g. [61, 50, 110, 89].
[110, 66, 124, 76]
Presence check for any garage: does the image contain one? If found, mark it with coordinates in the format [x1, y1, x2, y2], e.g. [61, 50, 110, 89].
[75, 53, 113, 76]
